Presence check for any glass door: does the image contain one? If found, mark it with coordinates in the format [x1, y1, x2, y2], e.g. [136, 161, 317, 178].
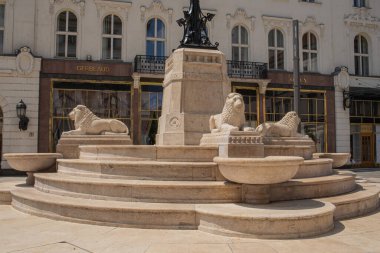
[361, 134, 374, 166]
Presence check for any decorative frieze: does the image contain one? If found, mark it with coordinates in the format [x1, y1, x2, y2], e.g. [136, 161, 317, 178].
[262, 15, 292, 34]
[94, 0, 132, 18]
[226, 8, 256, 31]
[49, 0, 86, 16]
[301, 16, 325, 37]
[344, 12, 380, 32]
[140, 0, 173, 24]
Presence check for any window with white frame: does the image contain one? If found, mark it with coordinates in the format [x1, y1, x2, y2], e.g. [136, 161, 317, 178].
[353, 0, 367, 7]
[232, 25, 249, 61]
[354, 35, 369, 76]
[56, 11, 77, 58]
[146, 18, 165, 57]
[0, 4, 5, 54]
[102, 14, 122, 60]
[302, 32, 318, 72]
[268, 29, 285, 70]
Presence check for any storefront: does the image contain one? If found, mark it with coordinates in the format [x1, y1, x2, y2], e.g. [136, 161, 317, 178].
[39, 59, 134, 152]
[349, 90, 380, 166]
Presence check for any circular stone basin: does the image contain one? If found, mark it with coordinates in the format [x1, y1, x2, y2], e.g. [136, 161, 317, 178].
[313, 153, 351, 169]
[214, 156, 304, 185]
[4, 153, 63, 185]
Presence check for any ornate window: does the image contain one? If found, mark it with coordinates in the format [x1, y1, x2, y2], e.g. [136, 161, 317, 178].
[302, 32, 318, 72]
[353, 0, 367, 7]
[268, 29, 285, 70]
[0, 4, 4, 54]
[56, 11, 78, 58]
[354, 35, 369, 76]
[146, 18, 165, 57]
[231, 25, 249, 61]
[102, 14, 122, 60]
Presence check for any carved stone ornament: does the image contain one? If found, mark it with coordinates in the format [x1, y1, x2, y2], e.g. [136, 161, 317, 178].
[262, 15, 292, 34]
[256, 111, 303, 137]
[209, 93, 254, 133]
[140, 0, 173, 23]
[15, 47, 34, 76]
[344, 12, 380, 31]
[334, 66, 350, 91]
[301, 16, 325, 36]
[226, 8, 256, 31]
[62, 105, 130, 135]
[49, 0, 86, 16]
[94, 0, 132, 18]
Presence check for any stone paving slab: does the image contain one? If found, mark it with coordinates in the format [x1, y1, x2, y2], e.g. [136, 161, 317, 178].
[0, 205, 379, 253]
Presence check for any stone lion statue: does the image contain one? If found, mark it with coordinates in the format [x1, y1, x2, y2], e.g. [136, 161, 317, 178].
[62, 105, 129, 135]
[209, 93, 254, 133]
[256, 111, 303, 137]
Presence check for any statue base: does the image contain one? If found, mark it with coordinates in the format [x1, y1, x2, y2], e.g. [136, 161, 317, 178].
[57, 134, 132, 159]
[156, 48, 231, 146]
[200, 131, 264, 158]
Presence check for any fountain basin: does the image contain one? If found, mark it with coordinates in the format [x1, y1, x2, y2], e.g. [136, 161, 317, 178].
[313, 153, 351, 169]
[214, 156, 304, 185]
[4, 153, 63, 185]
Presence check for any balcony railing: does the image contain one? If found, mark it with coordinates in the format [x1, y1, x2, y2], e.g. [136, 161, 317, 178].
[134, 55, 168, 74]
[227, 60, 268, 79]
[134, 55, 268, 79]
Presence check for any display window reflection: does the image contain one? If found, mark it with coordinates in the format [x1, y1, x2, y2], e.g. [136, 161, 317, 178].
[52, 82, 132, 150]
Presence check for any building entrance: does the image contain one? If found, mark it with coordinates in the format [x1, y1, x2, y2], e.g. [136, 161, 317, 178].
[361, 134, 374, 165]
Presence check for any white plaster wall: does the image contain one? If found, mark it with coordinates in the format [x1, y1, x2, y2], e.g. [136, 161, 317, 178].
[0, 55, 41, 169]
[334, 90, 351, 153]
[0, 0, 377, 77]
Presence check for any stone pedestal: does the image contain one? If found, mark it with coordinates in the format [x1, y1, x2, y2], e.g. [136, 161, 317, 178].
[57, 134, 132, 159]
[156, 48, 231, 146]
[262, 136, 316, 160]
[200, 131, 264, 158]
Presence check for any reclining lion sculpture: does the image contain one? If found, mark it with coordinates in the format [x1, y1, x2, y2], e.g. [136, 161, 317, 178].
[256, 111, 303, 137]
[209, 93, 254, 133]
[62, 105, 129, 135]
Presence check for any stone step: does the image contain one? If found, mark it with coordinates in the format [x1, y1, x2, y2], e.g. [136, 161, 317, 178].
[34, 173, 241, 203]
[243, 174, 357, 204]
[79, 145, 218, 162]
[196, 200, 335, 239]
[11, 188, 336, 239]
[294, 158, 333, 179]
[319, 185, 380, 220]
[11, 188, 197, 229]
[57, 159, 222, 181]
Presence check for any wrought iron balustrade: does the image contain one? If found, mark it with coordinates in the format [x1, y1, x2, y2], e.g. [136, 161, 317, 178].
[227, 60, 268, 79]
[134, 55, 168, 74]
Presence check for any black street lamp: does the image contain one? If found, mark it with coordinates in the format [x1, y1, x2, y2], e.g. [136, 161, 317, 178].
[177, 0, 219, 50]
[16, 100, 29, 131]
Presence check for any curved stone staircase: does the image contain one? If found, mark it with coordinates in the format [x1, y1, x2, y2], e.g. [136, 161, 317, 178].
[10, 145, 380, 239]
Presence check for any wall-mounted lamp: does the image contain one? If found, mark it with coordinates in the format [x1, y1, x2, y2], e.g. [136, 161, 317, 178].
[16, 100, 29, 131]
[343, 91, 351, 111]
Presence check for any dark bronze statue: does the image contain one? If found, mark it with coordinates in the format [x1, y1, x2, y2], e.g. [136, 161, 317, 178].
[177, 0, 219, 50]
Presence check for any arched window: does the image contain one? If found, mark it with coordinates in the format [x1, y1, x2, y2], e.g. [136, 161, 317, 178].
[354, 35, 369, 76]
[302, 32, 318, 72]
[102, 14, 122, 60]
[146, 18, 165, 56]
[232, 25, 248, 61]
[56, 11, 77, 58]
[268, 29, 285, 70]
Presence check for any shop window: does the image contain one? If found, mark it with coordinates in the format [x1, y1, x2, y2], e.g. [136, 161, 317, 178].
[234, 88, 258, 128]
[268, 29, 285, 70]
[265, 90, 326, 152]
[354, 35, 369, 76]
[0, 4, 4, 54]
[56, 11, 78, 58]
[51, 82, 132, 150]
[350, 100, 380, 124]
[146, 18, 165, 57]
[140, 85, 163, 145]
[302, 32, 318, 72]
[102, 14, 122, 60]
[232, 25, 249, 61]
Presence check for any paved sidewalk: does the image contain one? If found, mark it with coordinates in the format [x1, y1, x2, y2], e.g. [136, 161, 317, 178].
[0, 204, 379, 253]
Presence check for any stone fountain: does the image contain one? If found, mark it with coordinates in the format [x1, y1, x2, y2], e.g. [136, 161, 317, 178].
[5, 0, 378, 240]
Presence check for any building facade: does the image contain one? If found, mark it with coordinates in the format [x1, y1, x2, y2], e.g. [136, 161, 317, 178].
[0, 0, 379, 169]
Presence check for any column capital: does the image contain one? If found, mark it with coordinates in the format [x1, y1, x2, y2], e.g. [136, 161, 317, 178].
[132, 73, 141, 89]
[258, 80, 271, 95]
